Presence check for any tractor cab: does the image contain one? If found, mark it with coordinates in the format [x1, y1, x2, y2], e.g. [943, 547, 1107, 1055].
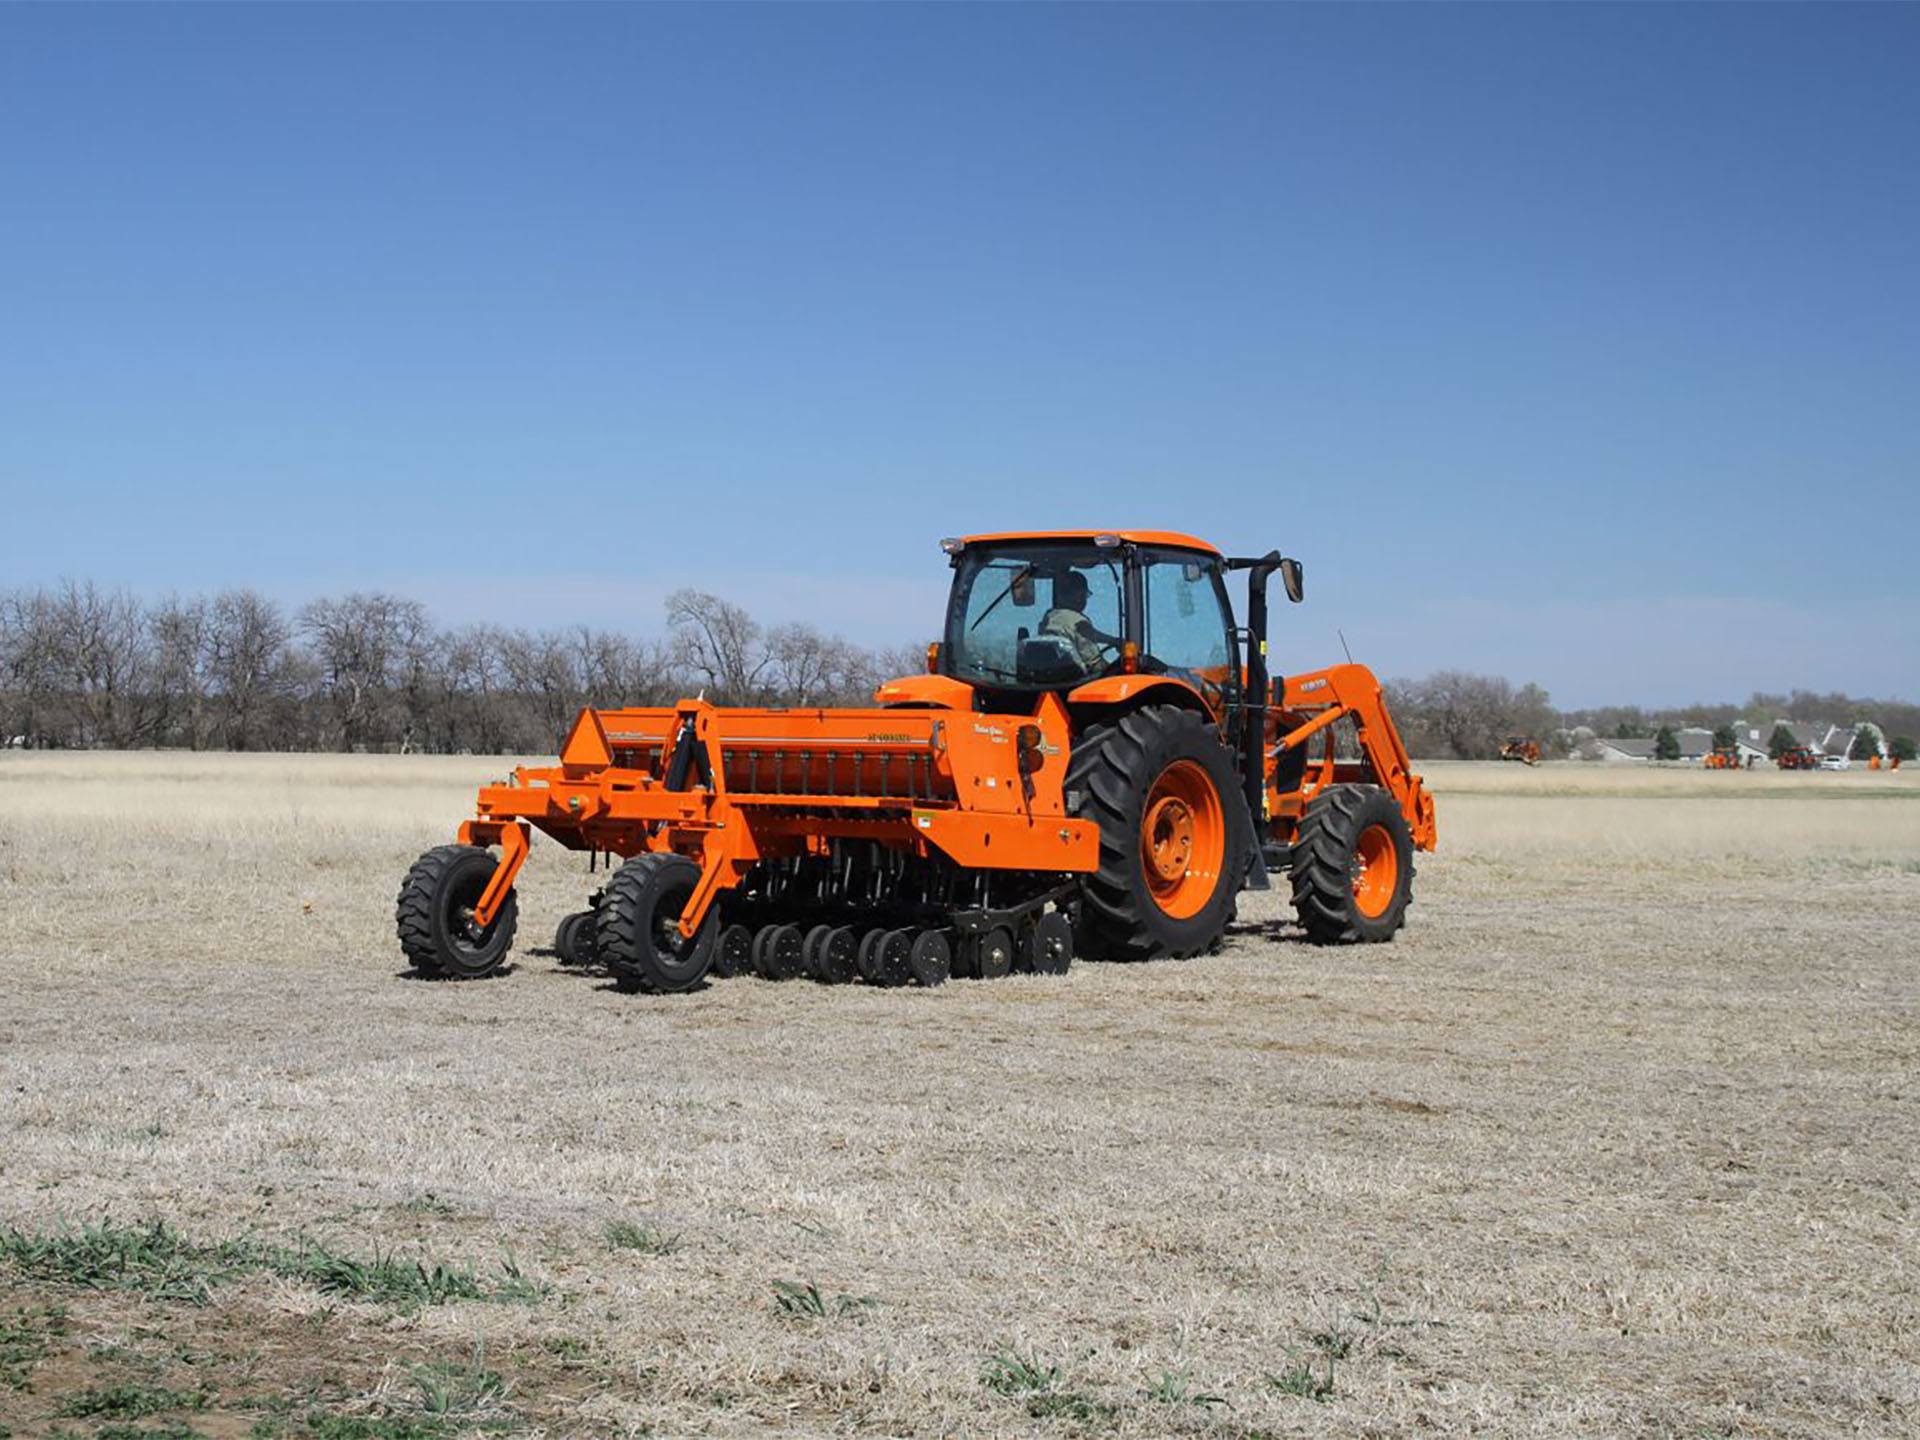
[936, 531, 1245, 718]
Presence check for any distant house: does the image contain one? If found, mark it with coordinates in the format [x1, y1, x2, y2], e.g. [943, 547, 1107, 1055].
[1822, 723, 1879, 759]
[1590, 737, 1658, 763]
[1584, 717, 1883, 766]
[1590, 726, 1762, 765]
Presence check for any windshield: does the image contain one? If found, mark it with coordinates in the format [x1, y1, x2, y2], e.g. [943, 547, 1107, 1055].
[945, 543, 1126, 687]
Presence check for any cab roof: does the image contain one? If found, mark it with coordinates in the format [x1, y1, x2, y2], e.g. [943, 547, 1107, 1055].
[956, 529, 1221, 556]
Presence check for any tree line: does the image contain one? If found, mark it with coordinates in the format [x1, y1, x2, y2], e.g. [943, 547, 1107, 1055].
[0, 582, 919, 754]
[3, 580, 1910, 761]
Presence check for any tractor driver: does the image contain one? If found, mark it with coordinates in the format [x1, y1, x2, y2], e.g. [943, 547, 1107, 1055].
[1040, 570, 1121, 674]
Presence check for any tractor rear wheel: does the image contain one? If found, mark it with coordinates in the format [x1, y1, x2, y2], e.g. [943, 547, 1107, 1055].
[1289, 784, 1415, 944]
[596, 853, 718, 993]
[1066, 705, 1247, 960]
[396, 844, 518, 979]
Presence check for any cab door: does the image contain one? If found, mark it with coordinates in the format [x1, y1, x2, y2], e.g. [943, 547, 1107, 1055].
[1138, 549, 1240, 726]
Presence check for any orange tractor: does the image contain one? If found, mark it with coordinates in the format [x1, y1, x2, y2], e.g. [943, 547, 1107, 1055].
[1776, 745, 1819, 770]
[397, 531, 1437, 991]
[1500, 737, 1541, 766]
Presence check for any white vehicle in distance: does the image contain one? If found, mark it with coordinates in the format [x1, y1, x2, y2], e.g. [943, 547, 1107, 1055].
[1817, 754, 1852, 771]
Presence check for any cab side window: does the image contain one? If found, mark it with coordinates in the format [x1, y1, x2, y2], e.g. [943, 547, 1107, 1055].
[1142, 555, 1232, 680]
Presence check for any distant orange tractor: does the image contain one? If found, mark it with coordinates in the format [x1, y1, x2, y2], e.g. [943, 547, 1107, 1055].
[1500, 737, 1541, 766]
[398, 531, 1437, 992]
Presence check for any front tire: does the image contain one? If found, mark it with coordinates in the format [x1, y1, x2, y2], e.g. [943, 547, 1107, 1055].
[596, 853, 718, 993]
[1289, 784, 1415, 943]
[1067, 705, 1248, 960]
[396, 844, 518, 979]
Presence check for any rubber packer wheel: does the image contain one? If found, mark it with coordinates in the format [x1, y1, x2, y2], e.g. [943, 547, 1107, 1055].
[713, 922, 755, 979]
[396, 844, 518, 979]
[856, 928, 887, 982]
[1023, 912, 1073, 975]
[974, 926, 1015, 980]
[756, 923, 805, 981]
[870, 929, 914, 987]
[554, 910, 597, 967]
[1289, 783, 1416, 944]
[1065, 704, 1248, 960]
[816, 925, 860, 984]
[907, 930, 951, 987]
[595, 852, 718, 993]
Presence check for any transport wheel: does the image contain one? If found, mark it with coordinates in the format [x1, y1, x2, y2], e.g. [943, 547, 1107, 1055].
[1065, 704, 1247, 960]
[1289, 784, 1416, 944]
[396, 844, 518, 980]
[756, 923, 805, 981]
[555, 910, 599, 967]
[802, 923, 836, 981]
[713, 923, 755, 979]
[1024, 912, 1074, 975]
[816, 926, 859, 984]
[870, 929, 914, 987]
[856, 928, 888, 983]
[907, 930, 952, 988]
[596, 853, 719, 994]
[975, 926, 1015, 980]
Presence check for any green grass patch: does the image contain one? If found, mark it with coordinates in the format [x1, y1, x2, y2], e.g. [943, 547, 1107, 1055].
[1143, 1369, 1227, 1408]
[0, 1219, 548, 1311]
[57, 1381, 210, 1418]
[769, 1279, 874, 1319]
[603, 1220, 682, 1256]
[298, 1419, 453, 1440]
[1267, 1354, 1335, 1402]
[93, 1424, 204, 1440]
[982, 1348, 1117, 1425]
[1, 1302, 68, 1390]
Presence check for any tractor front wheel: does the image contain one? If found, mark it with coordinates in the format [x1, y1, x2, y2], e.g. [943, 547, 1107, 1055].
[396, 844, 518, 979]
[1067, 705, 1247, 960]
[596, 853, 718, 994]
[1289, 784, 1415, 943]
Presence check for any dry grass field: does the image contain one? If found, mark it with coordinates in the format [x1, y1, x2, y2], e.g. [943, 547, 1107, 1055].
[2, 753, 1917, 1439]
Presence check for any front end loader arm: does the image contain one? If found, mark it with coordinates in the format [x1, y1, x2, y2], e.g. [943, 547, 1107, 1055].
[1269, 663, 1436, 850]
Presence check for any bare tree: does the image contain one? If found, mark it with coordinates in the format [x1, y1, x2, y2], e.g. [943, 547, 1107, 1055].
[667, 589, 772, 702]
[47, 580, 156, 747]
[207, 590, 293, 750]
[297, 592, 427, 751]
[149, 594, 212, 749]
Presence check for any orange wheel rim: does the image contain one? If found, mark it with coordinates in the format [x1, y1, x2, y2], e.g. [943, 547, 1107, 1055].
[1139, 759, 1226, 919]
[1352, 823, 1398, 918]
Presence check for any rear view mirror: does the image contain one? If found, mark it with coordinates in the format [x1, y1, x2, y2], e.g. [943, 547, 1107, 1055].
[1011, 573, 1035, 607]
[1279, 557, 1304, 603]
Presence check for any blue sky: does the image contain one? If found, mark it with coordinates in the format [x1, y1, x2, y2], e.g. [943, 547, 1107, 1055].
[2, 4, 1914, 707]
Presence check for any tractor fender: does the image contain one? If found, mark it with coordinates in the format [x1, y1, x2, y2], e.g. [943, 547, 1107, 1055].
[1066, 673, 1213, 719]
[874, 674, 977, 710]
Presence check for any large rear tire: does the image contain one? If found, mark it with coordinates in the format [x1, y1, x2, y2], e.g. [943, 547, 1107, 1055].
[1289, 784, 1415, 944]
[1066, 705, 1247, 960]
[596, 853, 718, 993]
[396, 844, 518, 979]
